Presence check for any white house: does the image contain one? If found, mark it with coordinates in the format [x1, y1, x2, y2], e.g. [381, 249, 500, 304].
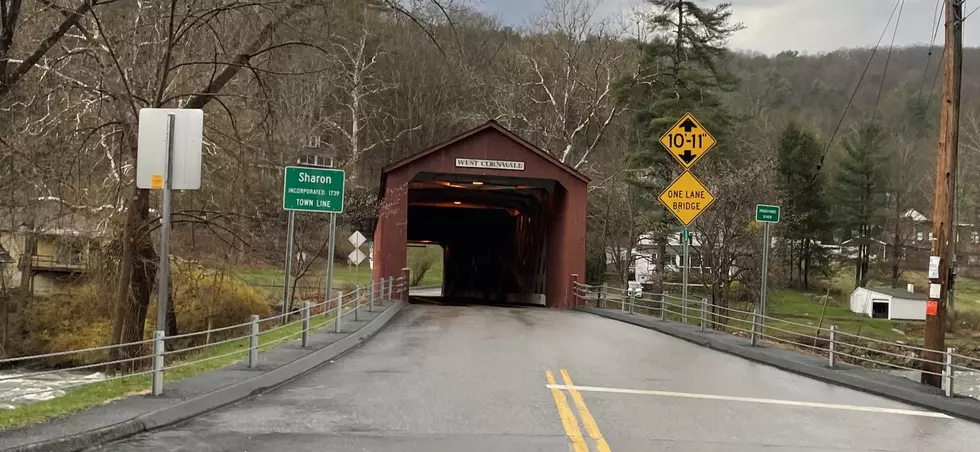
[849, 286, 928, 321]
[613, 231, 709, 284]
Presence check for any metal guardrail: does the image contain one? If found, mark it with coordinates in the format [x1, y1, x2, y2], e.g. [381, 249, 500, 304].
[573, 282, 978, 398]
[1, 275, 408, 404]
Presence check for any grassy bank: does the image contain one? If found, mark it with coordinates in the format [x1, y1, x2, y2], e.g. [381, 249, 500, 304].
[606, 268, 980, 344]
[235, 245, 445, 292]
[1, 312, 338, 430]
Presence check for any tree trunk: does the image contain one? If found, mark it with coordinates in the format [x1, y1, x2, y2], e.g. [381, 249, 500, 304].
[892, 209, 902, 288]
[803, 240, 810, 290]
[19, 230, 34, 295]
[854, 245, 862, 290]
[109, 187, 156, 372]
[891, 234, 901, 289]
[859, 242, 870, 288]
[166, 289, 178, 338]
[788, 239, 795, 287]
[657, 235, 667, 278]
[798, 239, 806, 289]
[109, 189, 137, 371]
[1, 265, 8, 357]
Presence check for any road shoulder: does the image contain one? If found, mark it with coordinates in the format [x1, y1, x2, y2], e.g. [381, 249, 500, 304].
[580, 306, 980, 424]
[1, 301, 407, 452]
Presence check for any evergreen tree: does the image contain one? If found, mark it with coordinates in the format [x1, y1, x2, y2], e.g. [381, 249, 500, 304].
[776, 121, 831, 289]
[834, 122, 889, 289]
[618, 0, 743, 274]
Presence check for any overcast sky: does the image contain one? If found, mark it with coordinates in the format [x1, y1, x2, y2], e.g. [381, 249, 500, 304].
[475, 0, 977, 55]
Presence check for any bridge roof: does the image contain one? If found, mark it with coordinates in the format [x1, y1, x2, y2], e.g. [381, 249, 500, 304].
[380, 120, 589, 196]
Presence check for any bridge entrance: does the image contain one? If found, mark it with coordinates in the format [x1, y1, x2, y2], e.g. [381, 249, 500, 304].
[373, 121, 588, 308]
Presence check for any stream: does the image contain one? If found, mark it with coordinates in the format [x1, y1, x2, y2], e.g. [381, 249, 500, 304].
[0, 371, 105, 409]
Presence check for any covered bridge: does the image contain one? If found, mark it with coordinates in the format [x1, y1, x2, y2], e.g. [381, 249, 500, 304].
[373, 121, 589, 308]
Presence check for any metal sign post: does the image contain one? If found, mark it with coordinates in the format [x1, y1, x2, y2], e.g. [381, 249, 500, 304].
[137, 109, 203, 334]
[760, 221, 770, 320]
[682, 227, 689, 322]
[157, 114, 175, 332]
[281, 210, 296, 321]
[755, 205, 780, 328]
[324, 213, 337, 310]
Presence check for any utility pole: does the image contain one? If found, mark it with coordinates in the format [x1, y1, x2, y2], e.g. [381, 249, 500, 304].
[923, 0, 963, 388]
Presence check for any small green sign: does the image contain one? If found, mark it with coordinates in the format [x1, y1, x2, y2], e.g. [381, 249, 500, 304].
[682, 227, 690, 244]
[756, 204, 780, 223]
[283, 166, 345, 213]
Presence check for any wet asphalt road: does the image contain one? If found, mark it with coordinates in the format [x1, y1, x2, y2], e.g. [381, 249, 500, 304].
[95, 303, 980, 452]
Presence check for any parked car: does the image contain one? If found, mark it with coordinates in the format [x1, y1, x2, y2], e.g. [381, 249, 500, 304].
[627, 281, 643, 299]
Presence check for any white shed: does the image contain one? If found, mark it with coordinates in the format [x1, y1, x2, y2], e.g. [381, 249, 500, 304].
[849, 287, 928, 321]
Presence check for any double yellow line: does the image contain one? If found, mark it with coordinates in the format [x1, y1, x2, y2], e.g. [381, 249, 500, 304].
[545, 369, 611, 452]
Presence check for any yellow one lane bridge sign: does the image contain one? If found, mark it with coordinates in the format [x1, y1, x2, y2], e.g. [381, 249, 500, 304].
[659, 171, 715, 226]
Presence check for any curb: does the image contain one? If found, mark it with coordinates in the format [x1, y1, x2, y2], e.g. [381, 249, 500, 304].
[579, 306, 980, 424]
[7, 301, 408, 452]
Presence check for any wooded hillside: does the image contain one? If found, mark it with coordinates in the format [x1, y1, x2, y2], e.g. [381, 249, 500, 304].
[0, 0, 975, 355]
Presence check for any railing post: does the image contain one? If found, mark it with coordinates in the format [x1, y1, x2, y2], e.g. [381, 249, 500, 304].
[700, 298, 707, 332]
[570, 274, 579, 307]
[945, 347, 955, 397]
[401, 268, 410, 301]
[629, 291, 635, 315]
[660, 291, 667, 321]
[301, 302, 311, 347]
[682, 293, 688, 324]
[387, 276, 393, 301]
[750, 309, 759, 347]
[248, 315, 259, 368]
[335, 291, 343, 333]
[354, 284, 360, 322]
[599, 283, 606, 309]
[828, 325, 836, 368]
[369, 281, 375, 312]
[151, 330, 165, 396]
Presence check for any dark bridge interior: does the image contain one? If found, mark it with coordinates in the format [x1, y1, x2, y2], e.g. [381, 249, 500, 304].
[407, 172, 556, 305]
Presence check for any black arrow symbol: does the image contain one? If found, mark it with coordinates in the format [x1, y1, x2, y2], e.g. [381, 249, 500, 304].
[679, 150, 697, 164]
[678, 118, 698, 132]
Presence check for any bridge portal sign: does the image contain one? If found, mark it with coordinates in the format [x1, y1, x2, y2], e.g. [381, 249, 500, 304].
[282, 166, 345, 213]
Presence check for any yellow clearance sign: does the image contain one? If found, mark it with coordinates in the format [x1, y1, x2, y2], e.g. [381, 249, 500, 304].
[659, 112, 716, 169]
[659, 171, 715, 225]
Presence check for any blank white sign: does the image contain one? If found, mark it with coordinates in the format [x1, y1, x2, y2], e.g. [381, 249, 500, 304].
[136, 108, 203, 190]
[348, 249, 366, 265]
[349, 230, 366, 248]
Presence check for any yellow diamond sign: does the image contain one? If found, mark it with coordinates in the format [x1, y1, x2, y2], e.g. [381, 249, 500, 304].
[659, 171, 715, 226]
[659, 112, 716, 169]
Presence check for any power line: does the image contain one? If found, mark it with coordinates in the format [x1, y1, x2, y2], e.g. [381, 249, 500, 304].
[872, 0, 905, 123]
[925, 46, 946, 121]
[812, 0, 903, 176]
[966, 2, 979, 20]
[918, 0, 945, 100]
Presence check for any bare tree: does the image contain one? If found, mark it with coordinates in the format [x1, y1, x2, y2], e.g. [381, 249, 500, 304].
[319, 5, 420, 184]
[694, 158, 775, 319]
[491, 0, 635, 170]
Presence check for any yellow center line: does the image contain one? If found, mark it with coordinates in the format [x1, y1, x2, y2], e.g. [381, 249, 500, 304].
[545, 370, 589, 452]
[561, 369, 612, 452]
